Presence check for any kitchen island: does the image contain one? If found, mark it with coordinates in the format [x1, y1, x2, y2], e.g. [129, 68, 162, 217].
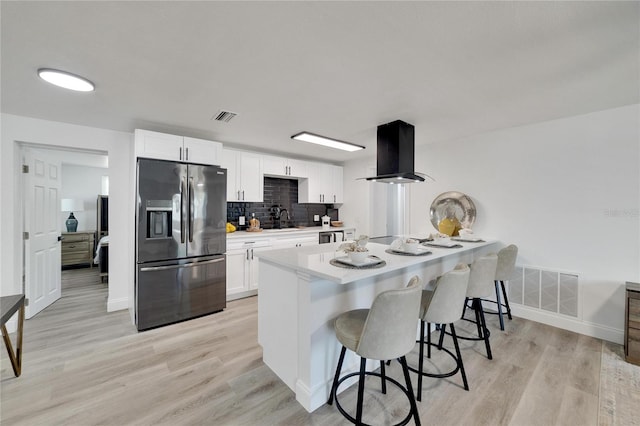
[257, 238, 499, 412]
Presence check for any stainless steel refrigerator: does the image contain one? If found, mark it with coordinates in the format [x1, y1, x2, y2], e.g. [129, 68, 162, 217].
[135, 158, 227, 331]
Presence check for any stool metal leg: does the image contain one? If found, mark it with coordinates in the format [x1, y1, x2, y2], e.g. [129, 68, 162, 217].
[495, 281, 505, 330]
[461, 297, 470, 318]
[477, 300, 493, 360]
[399, 356, 422, 426]
[501, 281, 513, 320]
[417, 320, 425, 401]
[473, 299, 483, 337]
[449, 323, 469, 391]
[355, 357, 367, 425]
[328, 346, 347, 405]
[380, 361, 387, 394]
[438, 323, 446, 350]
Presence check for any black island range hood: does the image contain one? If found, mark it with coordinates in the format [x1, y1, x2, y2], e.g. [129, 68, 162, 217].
[364, 120, 428, 183]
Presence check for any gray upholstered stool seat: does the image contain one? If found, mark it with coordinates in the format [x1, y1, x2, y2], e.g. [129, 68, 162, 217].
[455, 254, 498, 359]
[465, 245, 519, 331]
[410, 264, 470, 401]
[335, 309, 368, 351]
[328, 277, 423, 426]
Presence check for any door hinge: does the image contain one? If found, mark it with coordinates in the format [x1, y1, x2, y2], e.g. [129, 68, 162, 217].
[24, 298, 29, 307]
[22, 165, 29, 173]
[23, 231, 29, 240]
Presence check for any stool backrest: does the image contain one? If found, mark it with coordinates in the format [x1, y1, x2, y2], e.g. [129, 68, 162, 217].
[356, 276, 422, 360]
[495, 244, 518, 281]
[423, 264, 470, 325]
[466, 253, 498, 298]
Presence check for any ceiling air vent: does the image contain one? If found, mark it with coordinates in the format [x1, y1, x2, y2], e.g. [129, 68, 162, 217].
[212, 110, 237, 123]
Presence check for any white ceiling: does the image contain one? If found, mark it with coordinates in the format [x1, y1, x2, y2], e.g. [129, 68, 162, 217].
[2, 1, 638, 164]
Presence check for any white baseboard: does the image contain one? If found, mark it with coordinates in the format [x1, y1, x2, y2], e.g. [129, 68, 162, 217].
[107, 297, 129, 312]
[511, 305, 624, 345]
[227, 289, 258, 301]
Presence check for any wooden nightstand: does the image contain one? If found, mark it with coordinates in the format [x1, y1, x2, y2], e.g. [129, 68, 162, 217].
[61, 232, 95, 268]
[625, 281, 640, 366]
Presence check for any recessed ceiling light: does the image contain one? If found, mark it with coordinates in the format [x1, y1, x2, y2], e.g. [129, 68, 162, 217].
[291, 132, 364, 152]
[38, 68, 95, 92]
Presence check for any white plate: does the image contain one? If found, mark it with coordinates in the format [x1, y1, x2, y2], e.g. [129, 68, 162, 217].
[391, 246, 430, 255]
[425, 240, 460, 248]
[452, 236, 483, 242]
[334, 255, 383, 267]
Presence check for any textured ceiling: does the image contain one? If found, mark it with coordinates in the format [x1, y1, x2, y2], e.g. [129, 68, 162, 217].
[2, 1, 638, 163]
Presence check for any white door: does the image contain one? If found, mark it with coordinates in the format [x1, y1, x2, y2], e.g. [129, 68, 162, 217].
[23, 148, 62, 318]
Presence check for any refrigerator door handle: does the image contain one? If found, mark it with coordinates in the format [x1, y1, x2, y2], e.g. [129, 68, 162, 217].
[188, 177, 194, 243]
[140, 257, 224, 272]
[180, 178, 186, 243]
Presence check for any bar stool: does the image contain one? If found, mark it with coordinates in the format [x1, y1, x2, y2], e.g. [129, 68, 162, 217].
[491, 244, 518, 330]
[457, 254, 498, 359]
[464, 245, 519, 331]
[328, 277, 422, 426]
[410, 264, 470, 401]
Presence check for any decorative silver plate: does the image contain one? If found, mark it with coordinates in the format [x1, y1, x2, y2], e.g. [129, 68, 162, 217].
[429, 191, 477, 230]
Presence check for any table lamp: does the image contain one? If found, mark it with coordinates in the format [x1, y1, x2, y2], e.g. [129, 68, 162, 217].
[61, 199, 84, 232]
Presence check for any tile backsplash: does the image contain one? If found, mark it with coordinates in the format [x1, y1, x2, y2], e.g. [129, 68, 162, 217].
[227, 177, 337, 230]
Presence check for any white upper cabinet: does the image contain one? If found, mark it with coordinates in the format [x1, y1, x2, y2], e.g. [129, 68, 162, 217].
[183, 136, 223, 165]
[134, 129, 222, 165]
[331, 165, 344, 204]
[298, 163, 343, 204]
[263, 155, 308, 178]
[222, 149, 263, 202]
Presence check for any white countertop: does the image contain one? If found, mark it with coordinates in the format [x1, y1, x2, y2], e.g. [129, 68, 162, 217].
[256, 239, 498, 284]
[227, 226, 353, 239]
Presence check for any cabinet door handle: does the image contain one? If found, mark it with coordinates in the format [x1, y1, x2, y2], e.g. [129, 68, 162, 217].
[334, 195, 336, 203]
[179, 147, 183, 161]
[237, 190, 240, 200]
[186, 147, 189, 161]
[251, 248, 254, 260]
[246, 249, 250, 260]
[242, 190, 245, 201]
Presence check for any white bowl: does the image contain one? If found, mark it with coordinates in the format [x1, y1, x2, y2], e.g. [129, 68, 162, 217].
[348, 251, 369, 263]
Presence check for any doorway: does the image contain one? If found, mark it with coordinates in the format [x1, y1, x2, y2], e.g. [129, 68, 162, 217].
[21, 144, 109, 318]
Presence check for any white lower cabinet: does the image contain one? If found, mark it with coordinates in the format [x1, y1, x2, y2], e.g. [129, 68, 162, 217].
[226, 240, 271, 300]
[226, 233, 320, 300]
[270, 234, 318, 249]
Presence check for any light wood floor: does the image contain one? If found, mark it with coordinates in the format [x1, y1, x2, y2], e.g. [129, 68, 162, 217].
[0, 268, 635, 425]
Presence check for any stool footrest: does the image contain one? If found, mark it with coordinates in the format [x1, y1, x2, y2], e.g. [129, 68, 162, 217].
[333, 367, 415, 426]
[408, 342, 461, 379]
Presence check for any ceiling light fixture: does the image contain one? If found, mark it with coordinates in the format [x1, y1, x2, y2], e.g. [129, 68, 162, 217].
[291, 132, 364, 152]
[38, 68, 95, 92]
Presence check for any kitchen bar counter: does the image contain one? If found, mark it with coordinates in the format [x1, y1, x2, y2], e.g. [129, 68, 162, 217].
[256, 239, 498, 412]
